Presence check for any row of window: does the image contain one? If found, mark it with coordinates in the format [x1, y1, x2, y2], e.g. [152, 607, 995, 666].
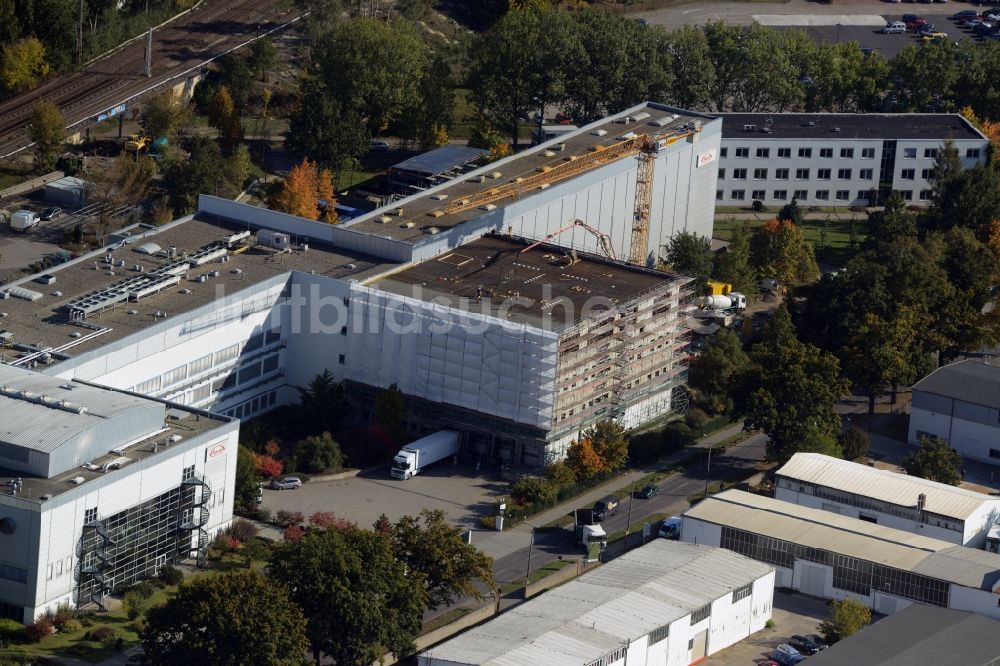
[46, 556, 73, 582]
[804, 481, 961, 532]
[719, 189, 932, 202]
[720, 167, 872, 181]
[690, 603, 712, 624]
[732, 583, 752, 603]
[0, 562, 27, 583]
[586, 647, 627, 666]
[723, 146, 980, 160]
[221, 390, 279, 421]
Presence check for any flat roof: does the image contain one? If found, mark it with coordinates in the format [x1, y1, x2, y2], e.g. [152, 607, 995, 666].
[0, 378, 229, 504]
[390, 145, 488, 177]
[372, 234, 690, 330]
[686, 490, 1000, 590]
[0, 215, 396, 361]
[913, 359, 1000, 411]
[719, 113, 986, 141]
[343, 102, 717, 244]
[776, 452, 998, 521]
[806, 605, 1000, 666]
[422, 540, 772, 666]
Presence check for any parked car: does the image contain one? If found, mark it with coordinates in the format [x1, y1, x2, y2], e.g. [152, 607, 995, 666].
[770, 644, 805, 666]
[952, 9, 980, 20]
[592, 494, 620, 521]
[40, 207, 61, 221]
[880, 21, 907, 33]
[657, 516, 682, 540]
[921, 30, 949, 41]
[916, 22, 936, 33]
[369, 140, 390, 152]
[789, 634, 825, 655]
[270, 476, 302, 490]
[806, 634, 829, 649]
[904, 16, 927, 30]
[636, 484, 659, 499]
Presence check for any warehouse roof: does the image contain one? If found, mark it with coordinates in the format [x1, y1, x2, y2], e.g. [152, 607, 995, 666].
[686, 490, 1000, 590]
[719, 113, 985, 141]
[806, 605, 1000, 666]
[373, 233, 690, 329]
[390, 145, 488, 177]
[421, 540, 772, 666]
[912, 359, 1000, 411]
[0, 364, 162, 454]
[776, 452, 998, 521]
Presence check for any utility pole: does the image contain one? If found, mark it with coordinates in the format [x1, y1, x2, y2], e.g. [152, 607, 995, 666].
[704, 438, 713, 500]
[144, 29, 153, 78]
[76, 0, 84, 65]
[524, 527, 535, 588]
[624, 479, 635, 549]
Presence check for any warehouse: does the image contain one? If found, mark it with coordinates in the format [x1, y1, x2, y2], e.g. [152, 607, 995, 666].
[682, 490, 1000, 619]
[716, 113, 988, 208]
[774, 452, 1000, 546]
[418, 540, 775, 666]
[908, 359, 1000, 466]
[0, 364, 238, 624]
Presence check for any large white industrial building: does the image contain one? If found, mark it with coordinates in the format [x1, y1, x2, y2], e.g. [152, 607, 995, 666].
[682, 490, 1000, 620]
[418, 540, 775, 666]
[775, 453, 1000, 547]
[0, 364, 238, 624]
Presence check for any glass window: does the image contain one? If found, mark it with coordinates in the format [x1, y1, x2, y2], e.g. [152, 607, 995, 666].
[691, 603, 712, 624]
[649, 624, 670, 645]
[188, 354, 213, 376]
[773, 190, 788, 200]
[921, 168, 933, 179]
[798, 148, 812, 158]
[244, 332, 264, 353]
[265, 328, 281, 345]
[838, 168, 852, 180]
[924, 148, 938, 158]
[795, 168, 810, 180]
[820, 148, 833, 158]
[189, 384, 211, 403]
[775, 169, 789, 180]
[262, 354, 280, 373]
[858, 190, 872, 201]
[338, 354, 346, 364]
[903, 148, 917, 158]
[818, 169, 831, 180]
[862, 147, 876, 159]
[836, 190, 850, 201]
[901, 190, 913, 200]
[816, 190, 829, 201]
[720, 147, 728, 158]
[756, 147, 770, 158]
[718, 168, 725, 180]
[735, 147, 749, 158]
[732, 583, 752, 602]
[840, 148, 854, 158]
[753, 168, 767, 180]
[733, 168, 747, 180]
[238, 362, 262, 384]
[794, 189, 808, 200]
[162, 366, 187, 388]
[919, 189, 933, 200]
[777, 148, 791, 158]
[136, 377, 161, 395]
[860, 169, 873, 180]
[901, 169, 915, 180]
[716, 190, 723, 201]
[752, 189, 765, 200]
[731, 190, 746, 200]
[214, 344, 240, 364]
[967, 148, 981, 159]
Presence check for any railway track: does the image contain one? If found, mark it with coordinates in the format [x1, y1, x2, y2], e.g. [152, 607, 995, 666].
[0, 0, 293, 160]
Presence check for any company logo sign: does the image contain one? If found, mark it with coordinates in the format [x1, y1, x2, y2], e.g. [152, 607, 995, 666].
[697, 150, 716, 168]
[208, 443, 227, 459]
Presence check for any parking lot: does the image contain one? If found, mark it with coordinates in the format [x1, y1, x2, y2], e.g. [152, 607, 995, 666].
[784, 16, 978, 59]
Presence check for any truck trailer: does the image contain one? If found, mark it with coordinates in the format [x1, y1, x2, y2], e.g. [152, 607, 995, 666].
[10, 210, 39, 232]
[390, 430, 461, 480]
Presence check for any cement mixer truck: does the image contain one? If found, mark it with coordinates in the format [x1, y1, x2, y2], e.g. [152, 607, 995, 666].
[700, 292, 747, 313]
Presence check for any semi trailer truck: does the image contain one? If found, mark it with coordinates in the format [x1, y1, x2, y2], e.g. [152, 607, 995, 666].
[390, 430, 461, 480]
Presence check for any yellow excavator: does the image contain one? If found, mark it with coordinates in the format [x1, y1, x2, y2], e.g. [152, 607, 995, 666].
[124, 134, 152, 153]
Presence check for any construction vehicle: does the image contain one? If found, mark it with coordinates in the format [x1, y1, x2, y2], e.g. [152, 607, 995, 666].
[707, 280, 732, 296]
[520, 218, 617, 260]
[701, 292, 747, 313]
[124, 134, 152, 153]
[434, 122, 703, 267]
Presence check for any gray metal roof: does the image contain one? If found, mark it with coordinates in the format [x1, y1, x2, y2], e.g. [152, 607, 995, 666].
[420, 540, 772, 666]
[686, 491, 1000, 590]
[0, 364, 163, 455]
[719, 113, 985, 141]
[912, 359, 1000, 411]
[806, 604, 1000, 666]
[391, 145, 488, 177]
[776, 453, 999, 521]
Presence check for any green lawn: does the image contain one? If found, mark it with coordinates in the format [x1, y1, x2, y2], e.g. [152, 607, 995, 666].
[714, 215, 869, 268]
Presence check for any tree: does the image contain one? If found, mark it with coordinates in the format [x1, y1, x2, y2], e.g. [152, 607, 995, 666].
[688, 328, 749, 414]
[396, 54, 456, 151]
[566, 436, 602, 480]
[208, 86, 243, 152]
[272, 158, 336, 221]
[235, 445, 262, 510]
[390, 509, 496, 610]
[287, 77, 370, 179]
[226, 143, 252, 193]
[903, 435, 962, 485]
[374, 384, 406, 446]
[218, 54, 252, 114]
[750, 218, 818, 285]
[293, 432, 343, 474]
[713, 221, 757, 301]
[29, 101, 64, 171]
[140, 90, 190, 140]
[1, 37, 48, 92]
[739, 306, 849, 463]
[162, 137, 237, 214]
[395, 0, 433, 20]
[309, 511, 355, 530]
[667, 26, 716, 110]
[298, 370, 349, 431]
[818, 598, 871, 644]
[246, 37, 277, 81]
[863, 193, 916, 251]
[141, 569, 308, 666]
[663, 232, 713, 292]
[86, 151, 156, 241]
[841, 308, 919, 414]
[270, 527, 426, 666]
[839, 428, 870, 462]
[585, 421, 629, 473]
[252, 452, 283, 479]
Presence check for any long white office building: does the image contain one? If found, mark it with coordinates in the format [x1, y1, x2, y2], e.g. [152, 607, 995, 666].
[0, 365, 237, 624]
[418, 540, 774, 666]
[775, 453, 1000, 547]
[683, 490, 1000, 620]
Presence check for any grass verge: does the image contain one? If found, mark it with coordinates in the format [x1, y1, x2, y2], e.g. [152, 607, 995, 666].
[421, 607, 472, 635]
[498, 559, 576, 596]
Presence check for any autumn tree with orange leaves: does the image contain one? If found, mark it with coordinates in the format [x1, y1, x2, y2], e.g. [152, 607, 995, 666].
[272, 158, 339, 223]
[750, 218, 819, 285]
[208, 85, 244, 152]
[566, 435, 603, 480]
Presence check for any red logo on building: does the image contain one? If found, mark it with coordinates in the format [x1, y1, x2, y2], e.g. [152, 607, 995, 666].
[208, 444, 227, 458]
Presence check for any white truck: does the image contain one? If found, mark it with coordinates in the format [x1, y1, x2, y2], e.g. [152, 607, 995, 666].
[574, 509, 608, 562]
[10, 210, 40, 232]
[701, 292, 747, 313]
[390, 429, 461, 480]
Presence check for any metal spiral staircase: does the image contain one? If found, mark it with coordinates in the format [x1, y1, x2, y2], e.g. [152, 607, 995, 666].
[75, 518, 116, 611]
[178, 475, 212, 568]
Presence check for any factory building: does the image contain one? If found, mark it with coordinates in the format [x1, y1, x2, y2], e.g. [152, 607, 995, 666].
[0, 364, 238, 624]
[418, 540, 775, 666]
[716, 113, 988, 208]
[682, 490, 1000, 620]
[775, 453, 1000, 547]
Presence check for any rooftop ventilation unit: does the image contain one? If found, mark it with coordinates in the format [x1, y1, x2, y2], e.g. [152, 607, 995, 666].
[633, 112, 651, 121]
[744, 124, 756, 132]
[649, 118, 670, 127]
[224, 231, 251, 247]
[613, 116, 635, 125]
[425, 227, 441, 235]
[591, 129, 608, 137]
[6, 287, 43, 302]
[134, 242, 162, 255]
[35, 274, 55, 285]
[69, 476, 85, 485]
[430, 194, 448, 201]
[186, 246, 228, 267]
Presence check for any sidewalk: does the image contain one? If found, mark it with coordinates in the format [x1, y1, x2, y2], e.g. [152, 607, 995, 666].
[470, 423, 747, 561]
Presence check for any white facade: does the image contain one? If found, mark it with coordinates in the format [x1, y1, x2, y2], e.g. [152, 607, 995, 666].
[419, 540, 774, 666]
[909, 401, 1000, 466]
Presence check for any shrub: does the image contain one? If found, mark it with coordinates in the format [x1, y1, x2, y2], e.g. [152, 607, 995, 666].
[240, 538, 272, 563]
[839, 427, 870, 462]
[126, 580, 156, 600]
[214, 533, 235, 551]
[511, 476, 557, 508]
[663, 422, 695, 449]
[50, 609, 71, 631]
[60, 619, 83, 634]
[25, 615, 53, 643]
[479, 515, 496, 529]
[765, 618, 775, 629]
[122, 590, 144, 620]
[89, 626, 118, 643]
[292, 432, 344, 473]
[0, 618, 24, 644]
[283, 524, 305, 542]
[159, 564, 184, 586]
[225, 518, 259, 542]
[685, 407, 711, 429]
[544, 462, 576, 489]
[130, 618, 147, 634]
[274, 510, 303, 527]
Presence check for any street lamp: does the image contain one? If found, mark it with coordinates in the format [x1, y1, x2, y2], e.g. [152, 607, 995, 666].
[624, 478, 636, 548]
[703, 435, 711, 500]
